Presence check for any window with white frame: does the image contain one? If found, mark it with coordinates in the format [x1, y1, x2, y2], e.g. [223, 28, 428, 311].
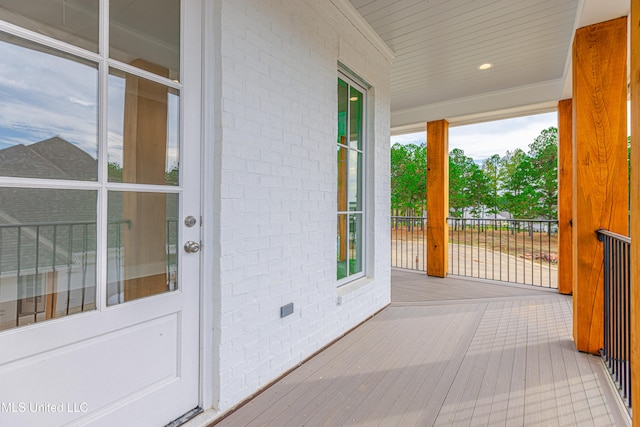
[337, 74, 365, 283]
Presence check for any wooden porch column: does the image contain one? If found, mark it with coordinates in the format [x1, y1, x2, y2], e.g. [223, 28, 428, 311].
[426, 119, 449, 277]
[123, 59, 170, 302]
[630, 0, 640, 422]
[557, 99, 573, 295]
[572, 17, 628, 354]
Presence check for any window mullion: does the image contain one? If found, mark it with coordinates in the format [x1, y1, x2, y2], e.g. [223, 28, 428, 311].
[96, 0, 109, 310]
[345, 82, 351, 277]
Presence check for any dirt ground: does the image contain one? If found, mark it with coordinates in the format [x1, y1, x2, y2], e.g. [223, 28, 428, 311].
[391, 226, 558, 261]
[391, 225, 558, 288]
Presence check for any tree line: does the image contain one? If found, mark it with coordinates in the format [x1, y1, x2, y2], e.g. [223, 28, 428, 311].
[391, 127, 558, 220]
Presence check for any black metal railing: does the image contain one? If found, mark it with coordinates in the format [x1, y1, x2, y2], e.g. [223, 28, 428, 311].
[447, 218, 558, 288]
[390, 216, 427, 271]
[597, 229, 632, 411]
[0, 220, 97, 328]
[0, 219, 179, 330]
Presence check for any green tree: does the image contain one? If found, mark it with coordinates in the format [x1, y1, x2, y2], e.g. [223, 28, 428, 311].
[106, 162, 180, 185]
[499, 149, 539, 218]
[391, 126, 560, 221]
[390, 143, 426, 214]
[527, 127, 558, 219]
[481, 154, 501, 217]
[449, 148, 480, 217]
[467, 166, 490, 217]
[166, 166, 179, 185]
[108, 162, 123, 182]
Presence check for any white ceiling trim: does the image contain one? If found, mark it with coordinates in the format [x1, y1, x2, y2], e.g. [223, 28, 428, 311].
[330, 0, 395, 62]
[391, 78, 564, 133]
[560, 0, 629, 99]
[390, 101, 558, 135]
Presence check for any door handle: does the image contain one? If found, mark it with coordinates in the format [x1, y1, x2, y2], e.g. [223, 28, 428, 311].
[184, 241, 200, 253]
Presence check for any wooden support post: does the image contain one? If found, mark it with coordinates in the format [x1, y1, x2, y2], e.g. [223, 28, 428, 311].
[426, 120, 449, 278]
[572, 17, 628, 354]
[557, 99, 573, 295]
[630, 1, 639, 423]
[123, 60, 170, 302]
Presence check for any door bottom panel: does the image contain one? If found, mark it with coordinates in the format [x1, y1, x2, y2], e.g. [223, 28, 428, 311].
[0, 313, 180, 426]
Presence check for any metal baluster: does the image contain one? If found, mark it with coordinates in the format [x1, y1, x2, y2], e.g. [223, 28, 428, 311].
[16, 227, 21, 327]
[52, 225, 58, 318]
[66, 225, 73, 316]
[34, 226, 40, 324]
[80, 223, 88, 311]
[602, 234, 610, 368]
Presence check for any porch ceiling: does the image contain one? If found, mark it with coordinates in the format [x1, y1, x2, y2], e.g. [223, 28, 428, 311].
[347, 0, 629, 132]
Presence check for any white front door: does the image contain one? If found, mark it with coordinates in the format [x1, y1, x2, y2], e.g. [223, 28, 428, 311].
[0, 1, 202, 426]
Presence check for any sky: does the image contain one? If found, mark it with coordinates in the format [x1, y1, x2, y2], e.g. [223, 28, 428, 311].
[0, 36, 179, 171]
[0, 38, 99, 156]
[390, 112, 558, 162]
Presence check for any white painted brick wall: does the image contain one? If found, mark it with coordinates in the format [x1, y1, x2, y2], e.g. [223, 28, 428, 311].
[212, 0, 391, 412]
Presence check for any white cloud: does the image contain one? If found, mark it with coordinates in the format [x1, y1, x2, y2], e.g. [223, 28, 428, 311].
[0, 36, 180, 173]
[68, 96, 96, 107]
[450, 113, 557, 160]
[391, 112, 558, 161]
[0, 37, 98, 156]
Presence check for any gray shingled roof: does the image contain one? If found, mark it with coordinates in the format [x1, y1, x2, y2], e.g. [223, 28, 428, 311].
[0, 137, 177, 275]
[0, 136, 97, 181]
[0, 138, 97, 274]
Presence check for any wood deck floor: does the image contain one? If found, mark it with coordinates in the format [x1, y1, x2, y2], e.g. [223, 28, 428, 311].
[212, 269, 630, 426]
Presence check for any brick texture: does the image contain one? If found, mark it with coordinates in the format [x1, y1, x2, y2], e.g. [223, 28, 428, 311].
[211, 0, 391, 411]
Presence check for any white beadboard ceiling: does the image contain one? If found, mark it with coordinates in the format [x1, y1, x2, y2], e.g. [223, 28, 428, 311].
[347, 0, 629, 132]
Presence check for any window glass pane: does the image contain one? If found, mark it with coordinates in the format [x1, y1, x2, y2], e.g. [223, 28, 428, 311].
[338, 79, 348, 146]
[337, 214, 347, 280]
[337, 146, 347, 211]
[107, 191, 178, 306]
[348, 150, 362, 211]
[0, 188, 97, 331]
[0, 34, 98, 181]
[349, 214, 363, 275]
[0, 0, 99, 52]
[110, 0, 180, 81]
[108, 68, 179, 185]
[337, 76, 365, 283]
[349, 86, 363, 150]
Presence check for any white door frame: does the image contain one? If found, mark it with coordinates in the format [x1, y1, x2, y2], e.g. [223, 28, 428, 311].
[0, 1, 204, 425]
[198, 0, 221, 413]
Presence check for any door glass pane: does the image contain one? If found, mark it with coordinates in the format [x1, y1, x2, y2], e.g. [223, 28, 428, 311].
[0, 0, 99, 52]
[110, 0, 180, 81]
[349, 86, 363, 150]
[107, 191, 178, 306]
[0, 188, 97, 331]
[0, 34, 98, 181]
[337, 214, 347, 280]
[108, 68, 179, 185]
[348, 150, 362, 211]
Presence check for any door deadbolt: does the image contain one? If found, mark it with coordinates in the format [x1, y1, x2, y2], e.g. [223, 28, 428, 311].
[184, 241, 200, 253]
[184, 216, 197, 227]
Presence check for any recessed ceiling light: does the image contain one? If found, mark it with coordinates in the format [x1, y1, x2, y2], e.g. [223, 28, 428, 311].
[477, 63, 493, 70]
